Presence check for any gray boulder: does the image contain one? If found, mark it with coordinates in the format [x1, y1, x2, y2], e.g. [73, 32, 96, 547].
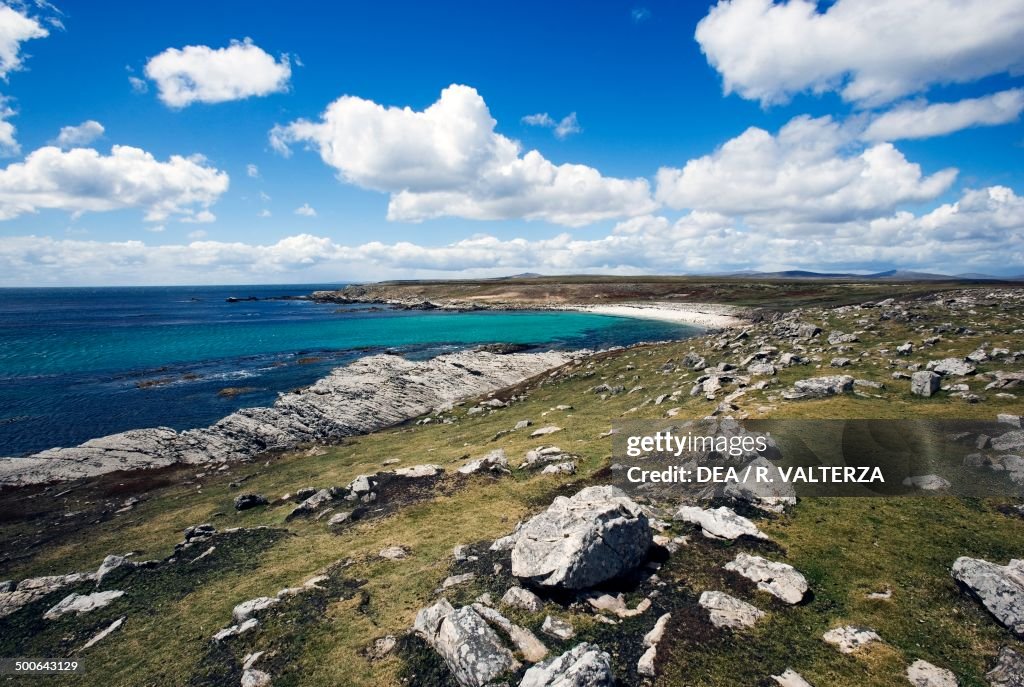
[993, 431, 1024, 452]
[234, 493, 269, 511]
[501, 586, 543, 612]
[911, 371, 941, 397]
[413, 599, 519, 687]
[519, 642, 614, 687]
[987, 646, 1024, 687]
[511, 486, 651, 590]
[784, 375, 854, 400]
[952, 557, 1024, 635]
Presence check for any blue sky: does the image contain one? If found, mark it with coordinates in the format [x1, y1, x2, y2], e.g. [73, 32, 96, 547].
[1, 0, 1023, 284]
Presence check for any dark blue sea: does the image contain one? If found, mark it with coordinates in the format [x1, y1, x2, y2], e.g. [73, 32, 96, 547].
[0, 284, 697, 456]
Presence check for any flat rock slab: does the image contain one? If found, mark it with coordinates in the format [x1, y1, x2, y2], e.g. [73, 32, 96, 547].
[674, 506, 767, 540]
[698, 590, 765, 629]
[822, 625, 882, 654]
[44, 590, 125, 620]
[724, 553, 808, 605]
[906, 659, 958, 687]
[952, 556, 1024, 636]
[511, 485, 651, 590]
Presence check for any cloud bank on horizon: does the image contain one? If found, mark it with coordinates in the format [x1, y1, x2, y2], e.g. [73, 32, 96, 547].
[0, 0, 1022, 284]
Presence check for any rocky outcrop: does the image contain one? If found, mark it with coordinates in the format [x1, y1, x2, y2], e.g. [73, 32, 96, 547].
[724, 553, 808, 605]
[511, 486, 651, 590]
[519, 643, 615, 687]
[952, 557, 1024, 635]
[0, 572, 95, 618]
[43, 590, 125, 620]
[0, 350, 571, 486]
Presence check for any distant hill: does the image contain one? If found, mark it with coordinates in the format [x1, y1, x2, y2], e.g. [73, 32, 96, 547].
[721, 269, 1014, 281]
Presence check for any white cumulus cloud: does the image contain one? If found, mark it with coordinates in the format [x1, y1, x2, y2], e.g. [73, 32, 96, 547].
[270, 84, 655, 227]
[0, 145, 229, 221]
[54, 120, 105, 148]
[863, 89, 1024, 141]
[144, 38, 291, 108]
[294, 203, 316, 216]
[4, 184, 1021, 286]
[695, 0, 1024, 106]
[655, 115, 957, 225]
[0, 3, 48, 79]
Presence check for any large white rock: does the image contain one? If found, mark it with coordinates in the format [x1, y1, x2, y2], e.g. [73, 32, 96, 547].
[724, 553, 808, 605]
[674, 506, 767, 540]
[413, 599, 520, 687]
[952, 557, 1024, 636]
[519, 642, 615, 687]
[698, 590, 765, 629]
[511, 486, 651, 590]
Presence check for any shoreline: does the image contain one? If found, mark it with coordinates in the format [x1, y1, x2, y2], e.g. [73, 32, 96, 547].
[557, 302, 746, 329]
[0, 298, 738, 487]
[0, 349, 574, 487]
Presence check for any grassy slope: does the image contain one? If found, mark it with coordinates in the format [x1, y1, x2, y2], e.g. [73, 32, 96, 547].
[1, 289, 1023, 686]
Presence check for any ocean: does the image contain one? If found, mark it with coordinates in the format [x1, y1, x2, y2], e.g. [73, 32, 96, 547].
[0, 284, 697, 457]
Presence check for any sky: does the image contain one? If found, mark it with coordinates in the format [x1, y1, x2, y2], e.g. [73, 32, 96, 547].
[0, 0, 1023, 285]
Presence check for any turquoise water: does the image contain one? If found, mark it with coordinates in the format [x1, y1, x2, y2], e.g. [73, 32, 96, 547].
[0, 285, 698, 456]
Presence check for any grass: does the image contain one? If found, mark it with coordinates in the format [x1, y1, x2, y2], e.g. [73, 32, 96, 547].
[1, 287, 1023, 685]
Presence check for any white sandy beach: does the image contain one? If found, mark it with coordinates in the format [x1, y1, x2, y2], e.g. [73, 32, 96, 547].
[564, 302, 746, 329]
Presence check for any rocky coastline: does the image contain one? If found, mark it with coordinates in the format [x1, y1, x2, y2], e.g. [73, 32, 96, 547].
[0, 349, 574, 487]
